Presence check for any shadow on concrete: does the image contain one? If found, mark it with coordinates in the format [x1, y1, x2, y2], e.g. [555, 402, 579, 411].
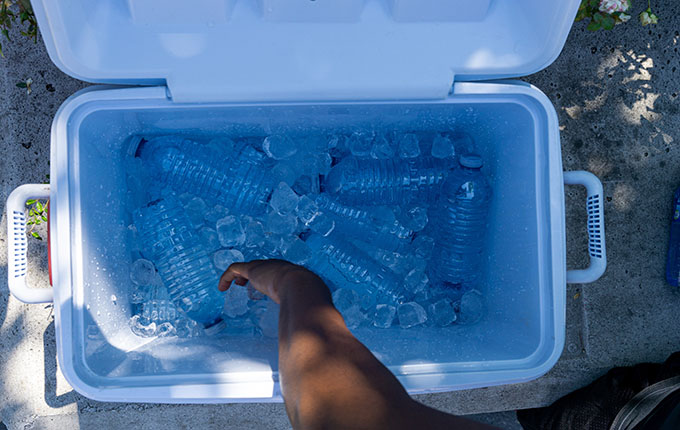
[43, 321, 79, 408]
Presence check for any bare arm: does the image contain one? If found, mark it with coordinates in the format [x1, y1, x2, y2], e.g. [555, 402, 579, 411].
[219, 260, 497, 430]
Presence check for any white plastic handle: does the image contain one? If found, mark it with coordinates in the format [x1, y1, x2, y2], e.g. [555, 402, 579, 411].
[6, 184, 53, 303]
[564, 171, 607, 284]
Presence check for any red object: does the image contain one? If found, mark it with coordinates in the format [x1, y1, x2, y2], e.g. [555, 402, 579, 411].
[47, 201, 53, 286]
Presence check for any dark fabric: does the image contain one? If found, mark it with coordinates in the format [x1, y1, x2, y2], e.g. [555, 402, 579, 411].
[634, 389, 680, 430]
[516, 352, 680, 430]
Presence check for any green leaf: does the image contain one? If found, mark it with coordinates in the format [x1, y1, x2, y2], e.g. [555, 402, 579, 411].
[31, 231, 42, 240]
[603, 15, 615, 30]
[593, 12, 605, 23]
[587, 20, 602, 31]
[41, 214, 47, 222]
[35, 218, 42, 225]
[26, 199, 36, 205]
[28, 209, 35, 216]
[35, 201, 43, 212]
[26, 220, 34, 225]
[589, 0, 599, 8]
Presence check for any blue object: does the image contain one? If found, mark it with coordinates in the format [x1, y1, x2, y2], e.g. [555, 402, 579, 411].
[429, 154, 492, 289]
[140, 137, 273, 215]
[666, 187, 680, 286]
[314, 195, 413, 252]
[135, 197, 225, 329]
[304, 233, 407, 305]
[324, 156, 452, 206]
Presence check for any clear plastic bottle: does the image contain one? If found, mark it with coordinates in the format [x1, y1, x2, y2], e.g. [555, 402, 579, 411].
[429, 154, 492, 289]
[135, 197, 225, 330]
[313, 195, 413, 252]
[323, 156, 452, 205]
[140, 137, 273, 215]
[304, 233, 407, 305]
[139, 283, 178, 324]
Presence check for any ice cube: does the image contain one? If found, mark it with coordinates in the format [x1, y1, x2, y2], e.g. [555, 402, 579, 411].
[360, 291, 376, 311]
[431, 134, 455, 159]
[404, 268, 429, 294]
[281, 237, 312, 265]
[456, 290, 485, 325]
[412, 235, 435, 259]
[400, 206, 428, 232]
[315, 152, 333, 176]
[263, 233, 285, 254]
[329, 135, 349, 159]
[428, 298, 457, 327]
[129, 315, 156, 337]
[270, 182, 300, 215]
[397, 302, 427, 328]
[213, 249, 245, 272]
[266, 211, 299, 236]
[130, 259, 156, 286]
[263, 135, 297, 160]
[398, 134, 421, 159]
[307, 213, 335, 237]
[245, 220, 267, 248]
[258, 300, 280, 338]
[451, 131, 476, 156]
[296, 195, 319, 225]
[272, 162, 300, 186]
[129, 284, 150, 304]
[206, 137, 236, 156]
[204, 204, 229, 226]
[373, 304, 396, 328]
[200, 227, 222, 253]
[184, 196, 208, 227]
[342, 305, 366, 329]
[175, 318, 201, 338]
[332, 288, 359, 313]
[178, 192, 193, 205]
[222, 317, 257, 336]
[216, 216, 246, 248]
[348, 131, 374, 158]
[223, 285, 250, 318]
[293, 175, 320, 196]
[370, 135, 395, 159]
[156, 322, 176, 337]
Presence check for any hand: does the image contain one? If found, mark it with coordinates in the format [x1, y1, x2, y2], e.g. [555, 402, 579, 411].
[218, 259, 311, 304]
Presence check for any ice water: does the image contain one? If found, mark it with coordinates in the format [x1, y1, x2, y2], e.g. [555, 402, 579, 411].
[124, 132, 492, 339]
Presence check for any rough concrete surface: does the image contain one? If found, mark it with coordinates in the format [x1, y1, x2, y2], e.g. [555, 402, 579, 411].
[1, 1, 679, 429]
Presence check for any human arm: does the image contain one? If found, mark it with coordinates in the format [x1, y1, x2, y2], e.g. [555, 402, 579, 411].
[219, 260, 497, 430]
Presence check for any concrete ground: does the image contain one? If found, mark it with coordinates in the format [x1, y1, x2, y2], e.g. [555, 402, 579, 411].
[1, 2, 679, 429]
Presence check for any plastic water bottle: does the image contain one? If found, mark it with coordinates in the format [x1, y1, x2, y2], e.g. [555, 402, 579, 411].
[140, 137, 273, 215]
[314, 195, 413, 252]
[135, 197, 225, 331]
[323, 156, 452, 205]
[429, 154, 492, 289]
[304, 233, 407, 305]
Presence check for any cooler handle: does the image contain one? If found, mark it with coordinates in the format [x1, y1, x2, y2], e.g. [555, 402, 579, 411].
[6, 184, 53, 303]
[564, 171, 607, 284]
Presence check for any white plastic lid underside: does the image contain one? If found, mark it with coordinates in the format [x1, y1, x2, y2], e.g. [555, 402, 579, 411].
[33, 0, 579, 102]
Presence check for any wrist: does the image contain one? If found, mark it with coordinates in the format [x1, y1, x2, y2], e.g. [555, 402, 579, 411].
[275, 267, 331, 304]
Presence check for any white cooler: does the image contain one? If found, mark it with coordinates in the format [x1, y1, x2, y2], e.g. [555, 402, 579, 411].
[6, 0, 606, 403]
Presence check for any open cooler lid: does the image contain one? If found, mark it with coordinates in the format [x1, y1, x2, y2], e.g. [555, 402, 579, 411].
[32, 0, 579, 103]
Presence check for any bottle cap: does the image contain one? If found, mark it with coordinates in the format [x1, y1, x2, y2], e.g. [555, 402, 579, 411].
[459, 153, 483, 169]
[204, 318, 227, 336]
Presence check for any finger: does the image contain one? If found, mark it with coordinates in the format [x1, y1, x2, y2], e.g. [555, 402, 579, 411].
[218, 269, 238, 292]
[218, 262, 253, 291]
[234, 276, 248, 286]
